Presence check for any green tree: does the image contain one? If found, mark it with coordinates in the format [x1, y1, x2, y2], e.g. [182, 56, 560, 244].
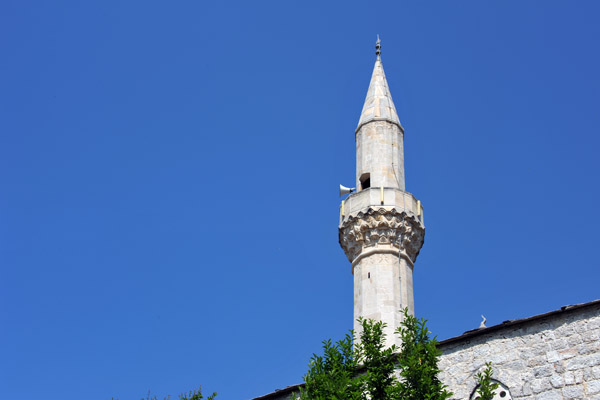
[474, 362, 498, 400]
[296, 309, 451, 400]
[113, 386, 216, 400]
[394, 309, 452, 400]
[359, 318, 398, 399]
[297, 332, 362, 400]
[176, 386, 217, 400]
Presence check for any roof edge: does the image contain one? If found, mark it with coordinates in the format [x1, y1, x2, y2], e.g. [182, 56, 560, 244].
[250, 383, 303, 400]
[438, 299, 600, 347]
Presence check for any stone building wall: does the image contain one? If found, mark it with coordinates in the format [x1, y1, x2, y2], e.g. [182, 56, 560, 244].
[438, 301, 600, 400]
[251, 301, 600, 400]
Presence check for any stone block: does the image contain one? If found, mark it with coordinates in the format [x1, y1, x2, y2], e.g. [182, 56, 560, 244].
[531, 377, 551, 393]
[589, 380, 600, 395]
[536, 389, 563, 400]
[562, 384, 584, 399]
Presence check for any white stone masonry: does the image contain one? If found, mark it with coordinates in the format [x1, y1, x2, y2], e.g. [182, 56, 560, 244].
[340, 51, 424, 349]
[438, 303, 600, 400]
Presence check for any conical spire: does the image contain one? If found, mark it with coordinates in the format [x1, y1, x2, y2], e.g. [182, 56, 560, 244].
[356, 38, 402, 132]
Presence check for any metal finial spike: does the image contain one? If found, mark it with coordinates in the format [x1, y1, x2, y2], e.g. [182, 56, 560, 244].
[375, 35, 381, 58]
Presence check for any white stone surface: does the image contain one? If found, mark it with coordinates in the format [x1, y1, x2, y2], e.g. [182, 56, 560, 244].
[356, 120, 405, 191]
[357, 58, 402, 132]
[340, 55, 422, 349]
[353, 253, 414, 348]
[438, 304, 600, 400]
[340, 188, 421, 225]
[355, 58, 404, 191]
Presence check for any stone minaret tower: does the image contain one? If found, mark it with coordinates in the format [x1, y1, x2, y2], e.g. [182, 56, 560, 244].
[339, 38, 425, 348]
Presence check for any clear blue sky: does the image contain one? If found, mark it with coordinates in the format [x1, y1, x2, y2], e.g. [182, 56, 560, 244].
[1, 1, 599, 399]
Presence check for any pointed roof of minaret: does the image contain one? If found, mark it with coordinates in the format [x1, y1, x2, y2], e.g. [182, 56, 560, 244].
[356, 37, 403, 132]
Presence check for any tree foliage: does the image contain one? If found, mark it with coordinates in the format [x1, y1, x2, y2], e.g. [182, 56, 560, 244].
[395, 309, 452, 400]
[297, 332, 362, 400]
[175, 386, 217, 400]
[113, 386, 216, 400]
[360, 318, 399, 399]
[296, 309, 452, 400]
[474, 362, 499, 400]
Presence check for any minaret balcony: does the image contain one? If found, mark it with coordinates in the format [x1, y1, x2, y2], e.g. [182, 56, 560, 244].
[339, 187, 423, 227]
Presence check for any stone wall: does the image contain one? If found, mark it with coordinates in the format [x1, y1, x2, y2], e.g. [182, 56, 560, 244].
[438, 301, 600, 400]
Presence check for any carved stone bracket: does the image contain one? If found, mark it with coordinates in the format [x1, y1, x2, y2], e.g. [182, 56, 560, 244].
[339, 207, 425, 264]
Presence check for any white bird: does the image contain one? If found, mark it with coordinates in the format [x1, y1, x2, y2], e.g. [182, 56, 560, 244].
[479, 315, 487, 329]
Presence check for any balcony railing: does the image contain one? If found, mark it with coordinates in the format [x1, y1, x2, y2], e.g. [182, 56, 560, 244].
[340, 187, 423, 225]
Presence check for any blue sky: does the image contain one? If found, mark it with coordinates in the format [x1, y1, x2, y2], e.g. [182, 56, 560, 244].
[1, 1, 599, 399]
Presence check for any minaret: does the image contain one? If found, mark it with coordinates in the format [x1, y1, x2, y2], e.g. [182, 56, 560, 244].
[339, 38, 425, 348]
